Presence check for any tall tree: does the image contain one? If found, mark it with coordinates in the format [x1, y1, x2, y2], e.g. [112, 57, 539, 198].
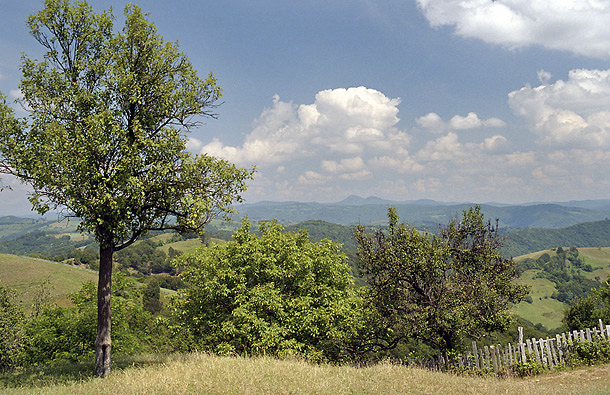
[353, 206, 528, 355]
[0, 0, 253, 377]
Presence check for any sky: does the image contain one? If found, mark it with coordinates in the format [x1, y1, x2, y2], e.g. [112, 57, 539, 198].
[2, 0, 610, 215]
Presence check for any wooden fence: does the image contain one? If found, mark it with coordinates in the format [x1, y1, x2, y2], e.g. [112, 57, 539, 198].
[401, 319, 610, 374]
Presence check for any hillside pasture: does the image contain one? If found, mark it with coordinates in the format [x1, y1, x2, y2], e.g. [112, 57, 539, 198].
[513, 247, 610, 330]
[0, 254, 97, 307]
[514, 269, 566, 330]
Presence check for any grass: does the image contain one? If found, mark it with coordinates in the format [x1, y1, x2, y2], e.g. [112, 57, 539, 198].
[158, 238, 203, 254]
[2, 353, 610, 394]
[0, 254, 97, 307]
[513, 247, 610, 330]
[514, 269, 566, 330]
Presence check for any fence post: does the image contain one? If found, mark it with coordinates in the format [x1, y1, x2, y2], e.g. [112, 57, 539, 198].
[539, 339, 548, 367]
[518, 326, 527, 363]
[545, 339, 555, 370]
[586, 328, 592, 342]
[472, 341, 480, 369]
[549, 338, 559, 367]
[556, 334, 564, 364]
[490, 346, 498, 373]
[531, 338, 541, 364]
[484, 346, 491, 370]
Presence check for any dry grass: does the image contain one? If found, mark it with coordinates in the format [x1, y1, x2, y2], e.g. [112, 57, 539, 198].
[3, 353, 610, 395]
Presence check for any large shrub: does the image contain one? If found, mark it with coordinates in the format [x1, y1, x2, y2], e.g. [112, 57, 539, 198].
[172, 219, 362, 362]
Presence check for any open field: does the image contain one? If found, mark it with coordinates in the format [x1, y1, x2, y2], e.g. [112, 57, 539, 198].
[0, 254, 97, 307]
[2, 353, 610, 394]
[513, 247, 610, 330]
[513, 269, 566, 330]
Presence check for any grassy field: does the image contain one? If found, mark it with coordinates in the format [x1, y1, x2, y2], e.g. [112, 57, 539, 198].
[2, 353, 610, 394]
[513, 269, 566, 330]
[0, 254, 97, 307]
[513, 247, 610, 330]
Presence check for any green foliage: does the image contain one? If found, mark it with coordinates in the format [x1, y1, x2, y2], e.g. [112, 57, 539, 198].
[173, 219, 362, 362]
[0, 0, 253, 376]
[563, 276, 610, 331]
[505, 220, 610, 257]
[354, 206, 528, 355]
[510, 360, 544, 377]
[0, 284, 25, 371]
[142, 281, 162, 314]
[571, 338, 610, 365]
[19, 273, 169, 366]
[115, 240, 172, 274]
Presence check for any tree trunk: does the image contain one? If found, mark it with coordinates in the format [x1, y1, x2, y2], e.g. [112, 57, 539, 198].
[94, 245, 113, 377]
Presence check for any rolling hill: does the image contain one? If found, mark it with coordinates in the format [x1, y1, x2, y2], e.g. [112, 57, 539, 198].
[0, 254, 97, 308]
[513, 247, 610, 330]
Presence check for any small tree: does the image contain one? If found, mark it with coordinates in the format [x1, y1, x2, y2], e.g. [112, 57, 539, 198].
[353, 206, 528, 355]
[173, 219, 362, 362]
[0, 0, 253, 377]
[563, 276, 610, 331]
[142, 280, 162, 315]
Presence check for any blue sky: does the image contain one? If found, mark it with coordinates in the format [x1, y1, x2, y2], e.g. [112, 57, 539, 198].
[2, 1, 610, 215]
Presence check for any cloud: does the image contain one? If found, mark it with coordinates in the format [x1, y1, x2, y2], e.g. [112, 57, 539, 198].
[416, 111, 505, 133]
[199, 87, 405, 167]
[416, 0, 610, 58]
[196, 85, 610, 205]
[8, 89, 23, 101]
[508, 69, 610, 148]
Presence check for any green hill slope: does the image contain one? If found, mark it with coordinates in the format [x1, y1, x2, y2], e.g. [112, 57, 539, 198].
[513, 247, 610, 330]
[0, 254, 97, 307]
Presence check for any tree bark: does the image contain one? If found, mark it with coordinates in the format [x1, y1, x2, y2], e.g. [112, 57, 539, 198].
[94, 244, 113, 377]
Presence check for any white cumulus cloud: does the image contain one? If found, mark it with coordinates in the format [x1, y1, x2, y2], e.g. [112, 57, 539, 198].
[199, 87, 405, 167]
[508, 69, 610, 148]
[417, 0, 610, 58]
[416, 111, 505, 133]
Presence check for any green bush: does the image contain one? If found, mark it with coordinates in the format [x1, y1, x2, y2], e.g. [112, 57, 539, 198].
[172, 219, 363, 362]
[572, 339, 610, 365]
[20, 274, 171, 366]
[510, 360, 544, 377]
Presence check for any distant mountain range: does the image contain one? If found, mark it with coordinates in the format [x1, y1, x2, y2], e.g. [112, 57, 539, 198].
[234, 196, 610, 229]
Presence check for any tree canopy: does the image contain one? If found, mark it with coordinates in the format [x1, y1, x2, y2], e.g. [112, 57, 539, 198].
[353, 206, 528, 354]
[173, 219, 362, 362]
[0, 0, 253, 377]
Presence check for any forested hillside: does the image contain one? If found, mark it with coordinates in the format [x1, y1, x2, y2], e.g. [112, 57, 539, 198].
[504, 219, 610, 257]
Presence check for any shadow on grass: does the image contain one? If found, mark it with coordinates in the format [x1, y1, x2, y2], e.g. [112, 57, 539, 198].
[0, 354, 171, 389]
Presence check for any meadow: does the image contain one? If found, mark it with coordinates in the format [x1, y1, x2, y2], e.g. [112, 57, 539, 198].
[514, 247, 610, 330]
[2, 353, 610, 394]
[0, 254, 96, 307]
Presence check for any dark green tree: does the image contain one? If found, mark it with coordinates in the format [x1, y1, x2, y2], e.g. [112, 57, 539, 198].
[142, 280, 162, 315]
[563, 276, 610, 331]
[173, 219, 362, 362]
[353, 206, 528, 354]
[0, 0, 253, 377]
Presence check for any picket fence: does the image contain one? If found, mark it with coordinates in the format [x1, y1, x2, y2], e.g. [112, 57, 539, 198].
[401, 319, 610, 374]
